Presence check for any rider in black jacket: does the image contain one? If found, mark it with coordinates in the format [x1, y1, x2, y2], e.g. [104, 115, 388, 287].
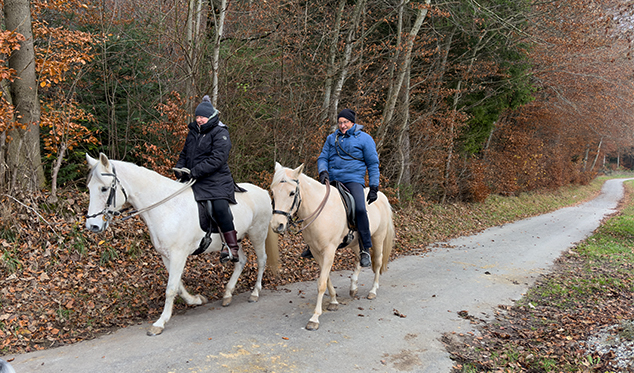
[175, 95, 239, 262]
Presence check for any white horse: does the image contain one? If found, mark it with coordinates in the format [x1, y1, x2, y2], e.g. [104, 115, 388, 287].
[269, 162, 394, 330]
[85, 153, 279, 336]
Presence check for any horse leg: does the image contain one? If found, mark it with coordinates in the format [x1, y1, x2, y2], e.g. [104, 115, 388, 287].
[367, 244, 383, 300]
[177, 281, 208, 305]
[349, 243, 362, 298]
[307, 255, 334, 331]
[248, 236, 268, 303]
[222, 247, 246, 307]
[326, 276, 339, 311]
[148, 253, 188, 336]
[350, 262, 361, 298]
[157, 256, 207, 306]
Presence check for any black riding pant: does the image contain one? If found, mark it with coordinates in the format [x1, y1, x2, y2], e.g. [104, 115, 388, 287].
[208, 199, 235, 232]
[343, 182, 372, 250]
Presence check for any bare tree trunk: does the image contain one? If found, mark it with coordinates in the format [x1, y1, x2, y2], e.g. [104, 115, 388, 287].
[376, 0, 431, 152]
[329, 0, 366, 122]
[186, 0, 203, 110]
[211, 0, 228, 107]
[396, 60, 412, 199]
[3, 0, 45, 192]
[441, 32, 487, 203]
[0, 80, 12, 189]
[320, 0, 346, 126]
[590, 137, 603, 172]
[49, 143, 67, 203]
[320, 0, 367, 126]
[385, 0, 406, 112]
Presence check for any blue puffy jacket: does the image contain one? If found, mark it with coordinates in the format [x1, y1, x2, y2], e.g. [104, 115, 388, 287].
[317, 124, 380, 187]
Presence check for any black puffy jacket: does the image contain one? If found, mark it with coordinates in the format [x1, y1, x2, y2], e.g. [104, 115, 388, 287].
[175, 116, 237, 203]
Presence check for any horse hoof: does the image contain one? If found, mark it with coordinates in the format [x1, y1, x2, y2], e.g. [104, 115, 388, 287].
[147, 326, 163, 336]
[306, 321, 320, 331]
[327, 303, 339, 312]
[350, 289, 358, 298]
[367, 292, 376, 300]
[198, 295, 209, 305]
[248, 295, 259, 303]
[222, 297, 232, 307]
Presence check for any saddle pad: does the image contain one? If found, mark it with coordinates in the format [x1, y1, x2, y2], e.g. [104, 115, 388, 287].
[197, 201, 220, 233]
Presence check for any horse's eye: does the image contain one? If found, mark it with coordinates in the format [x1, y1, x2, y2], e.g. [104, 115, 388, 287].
[289, 191, 295, 197]
[101, 187, 108, 193]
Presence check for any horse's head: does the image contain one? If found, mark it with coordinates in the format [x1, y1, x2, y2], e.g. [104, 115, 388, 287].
[85, 153, 128, 233]
[269, 162, 304, 234]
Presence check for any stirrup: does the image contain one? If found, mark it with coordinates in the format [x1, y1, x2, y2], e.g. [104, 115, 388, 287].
[220, 243, 239, 263]
[193, 235, 212, 255]
[359, 251, 371, 267]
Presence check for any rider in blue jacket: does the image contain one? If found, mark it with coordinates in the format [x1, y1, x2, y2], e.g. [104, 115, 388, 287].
[308, 108, 380, 267]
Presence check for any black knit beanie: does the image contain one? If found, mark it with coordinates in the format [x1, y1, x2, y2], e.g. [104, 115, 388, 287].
[337, 108, 356, 123]
[195, 95, 217, 118]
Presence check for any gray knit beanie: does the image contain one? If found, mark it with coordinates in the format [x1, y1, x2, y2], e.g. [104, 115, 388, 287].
[195, 95, 218, 118]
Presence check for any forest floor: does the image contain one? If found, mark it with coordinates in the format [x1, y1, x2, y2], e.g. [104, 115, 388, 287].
[1, 176, 633, 372]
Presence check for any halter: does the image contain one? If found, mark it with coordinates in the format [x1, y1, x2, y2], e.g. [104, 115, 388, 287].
[272, 177, 330, 233]
[86, 166, 130, 223]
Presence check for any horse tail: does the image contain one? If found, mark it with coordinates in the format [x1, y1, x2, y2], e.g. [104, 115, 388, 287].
[380, 202, 395, 274]
[265, 226, 280, 276]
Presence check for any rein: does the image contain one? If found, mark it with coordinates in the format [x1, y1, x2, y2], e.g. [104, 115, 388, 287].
[120, 179, 195, 221]
[273, 178, 330, 233]
[86, 166, 195, 223]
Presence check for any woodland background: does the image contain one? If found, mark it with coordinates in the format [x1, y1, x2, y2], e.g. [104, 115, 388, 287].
[1, 0, 634, 201]
[1, 0, 634, 360]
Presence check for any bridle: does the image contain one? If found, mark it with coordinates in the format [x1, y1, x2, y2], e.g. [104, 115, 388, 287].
[86, 166, 130, 223]
[272, 177, 330, 233]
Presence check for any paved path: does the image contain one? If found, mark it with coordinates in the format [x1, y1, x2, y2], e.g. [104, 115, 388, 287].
[4, 179, 630, 373]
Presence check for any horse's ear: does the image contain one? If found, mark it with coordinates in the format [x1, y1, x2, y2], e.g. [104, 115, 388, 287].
[292, 164, 304, 178]
[86, 154, 97, 168]
[99, 153, 111, 169]
[275, 162, 282, 172]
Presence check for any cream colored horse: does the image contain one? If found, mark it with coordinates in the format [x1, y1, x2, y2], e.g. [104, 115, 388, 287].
[269, 162, 394, 330]
[85, 153, 279, 336]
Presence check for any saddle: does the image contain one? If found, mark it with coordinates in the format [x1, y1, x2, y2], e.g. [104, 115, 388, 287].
[192, 181, 247, 256]
[330, 181, 356, 249]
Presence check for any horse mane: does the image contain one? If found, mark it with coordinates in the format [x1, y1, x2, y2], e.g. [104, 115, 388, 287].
[86, 158, 169, 186]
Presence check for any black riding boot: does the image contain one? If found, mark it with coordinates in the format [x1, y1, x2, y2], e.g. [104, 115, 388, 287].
[220, 230, 240, 263]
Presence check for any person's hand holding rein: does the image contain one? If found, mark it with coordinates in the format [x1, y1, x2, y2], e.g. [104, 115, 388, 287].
[367, 186, 378, 204]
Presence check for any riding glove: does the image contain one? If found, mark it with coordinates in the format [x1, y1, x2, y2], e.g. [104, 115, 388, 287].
[319, 170, 329, 185]
[367, 186, 378, 205]
[174, 167, 191, 182]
